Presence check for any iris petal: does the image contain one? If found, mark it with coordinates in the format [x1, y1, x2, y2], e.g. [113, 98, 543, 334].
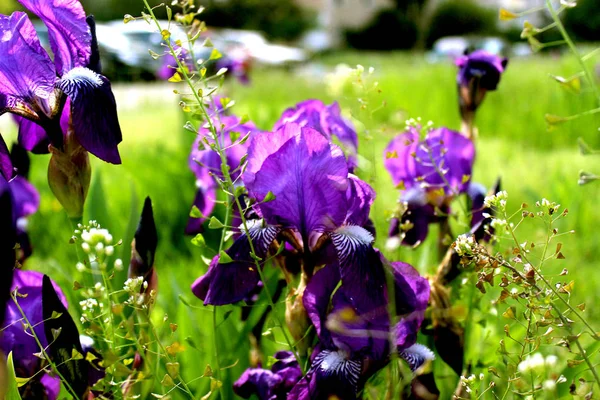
[19, 0, 91, 74]
[399, 343, 435, 372]
[0, 135, 14, 180]
[191, 222, 279, 305]
[57, 67, 122, 163]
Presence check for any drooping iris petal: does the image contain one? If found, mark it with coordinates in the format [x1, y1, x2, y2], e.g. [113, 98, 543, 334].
[391, 261, 430, 350]
[0, 135, 13, 180]
[455, 50, 508, 91]
[344, 174, 375, 227]
[19, 0, 91, 74]
[6, 176, 39, 219]
[303, 263, 341, 347]
[468, 182, 487, 235]
[0, 12, 56, 117]
[273, 100, 358, 170]
[398, 343, 435, 372]
[57, 67, 122, 163]
[330, 225, 387, 317]
[310, 349, 362, 400]
[234, 368, 284, 400]
[245, 124, 348, 239]
[1, 270, 67, 377]
[233, 351, 302, 400]
[191, 221, 279, 305]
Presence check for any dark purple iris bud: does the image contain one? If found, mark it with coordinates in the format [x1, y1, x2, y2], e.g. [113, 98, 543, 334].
[233, 351, 302, 400]
[129, 197, 158, 299]
[467, 179, 500, 243]
[288, 258, 432, 399]
[273, 99, 359, 171]
[186, 114, 264, 234]
[0, 1, 122, 163]
[455, 50, 508, 137]
[1, 270, 67, 399]
[384, 127, 475, 248]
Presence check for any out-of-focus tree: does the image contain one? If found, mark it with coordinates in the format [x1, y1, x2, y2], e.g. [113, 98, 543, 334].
[345, 9, 418, 50]
[201, 0, 313, 41]
[564, 0, 600, 42]
[426, 0, 497, 48]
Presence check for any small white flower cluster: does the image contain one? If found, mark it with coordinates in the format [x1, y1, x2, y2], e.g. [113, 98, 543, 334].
[517, 353, 558, 373]
[74, 221, 120, 272]
[490, 218, 508, 230]
[537, 198, 561, 215]
[79, 297, 104, 323]
[124, 276, 149, 306]
[484, 190, 508, 210]
[459, 373, 485, 394]
[454, 234, 475, 257]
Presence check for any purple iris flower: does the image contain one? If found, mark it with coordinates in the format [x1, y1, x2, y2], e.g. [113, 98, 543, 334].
[273, 100, 359, 171]
[1, 270, 66, 399]
[0, 142, 39, 262]
[186, 114, 264, 234]
[287, 259, 431, 399]
[156, 46, 194, 81]
[233, 351, 302, 400]
[0, 0, 122, 165]
[455, 50, 508, 137]
[384, 127, 475, 247]
[192, 123, 378, 311]
[216, 55, 251, 85]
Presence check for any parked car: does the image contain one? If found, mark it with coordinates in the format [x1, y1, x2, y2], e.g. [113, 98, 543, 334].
[426, 36, 511, 63]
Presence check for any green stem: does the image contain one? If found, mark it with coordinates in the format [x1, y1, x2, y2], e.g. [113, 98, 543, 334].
[546, 0, 600, 104]
[141, 0, 302, 371]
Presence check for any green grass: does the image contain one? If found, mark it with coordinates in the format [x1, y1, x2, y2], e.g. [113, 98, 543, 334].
[6, 52, 600, 398]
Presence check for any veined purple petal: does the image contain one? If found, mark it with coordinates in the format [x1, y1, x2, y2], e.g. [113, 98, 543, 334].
[7, 176, 39, 219]
[0, 12, 56, 116]
[234, 368, 283, 400]
[398, 343, 435, 372]
[245, 124, 349, 239]
[456, 50, 508, 90]
[384, 127, 475, 196]
[57, 67, 122, 163]
[309, 349, 361, 400]
[191, 222, 279, 305]
[0, 135, 14, 180]
[19, 0, 91, 74]
[1, 269, 67, 377]
[273, 100, 358, 169]
[14, 116, 50, 153]
[344, 174, 375, 227]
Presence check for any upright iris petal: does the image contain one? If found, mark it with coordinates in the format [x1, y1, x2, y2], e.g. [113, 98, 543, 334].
[384, 127, 475, 246]
[273, 99, 359, 170]
[245, 123, 348, 241]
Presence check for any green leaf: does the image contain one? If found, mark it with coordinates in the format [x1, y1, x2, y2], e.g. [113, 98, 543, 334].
[208, 216, 224, 229]
[168, 72, 182, 83]
[85, 170, 112, 233]
[578, 137, 599, 155]
[263, 191, 276, 203]
[218, 250, 233, 263]
[240, 114, 250, 124]
[499, 8, 517, 21]
[191, 233, 206, 248]
[209, 48, 222, 60]
[166, 6, 172, 21]
[549, 74, 581, 95]
[5, 352, 23, 399]
[189, 205, 204, 219]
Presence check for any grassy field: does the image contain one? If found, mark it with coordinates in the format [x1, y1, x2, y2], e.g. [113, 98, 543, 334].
[4, 52, 600, 398]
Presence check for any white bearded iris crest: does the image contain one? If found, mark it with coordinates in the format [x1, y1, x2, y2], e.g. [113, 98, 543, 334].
[313, 349, 361, 389]
[57, 66, 102, 94]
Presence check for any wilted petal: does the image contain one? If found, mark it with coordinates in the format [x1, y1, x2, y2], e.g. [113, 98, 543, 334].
[19, 0, 91, 74]
[57, 67, 122, 163]
[246, 124, 348, 239]
[344, 174, 375, 227]
[0, 12, 56, 116]
[191, 222, 279, 305]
